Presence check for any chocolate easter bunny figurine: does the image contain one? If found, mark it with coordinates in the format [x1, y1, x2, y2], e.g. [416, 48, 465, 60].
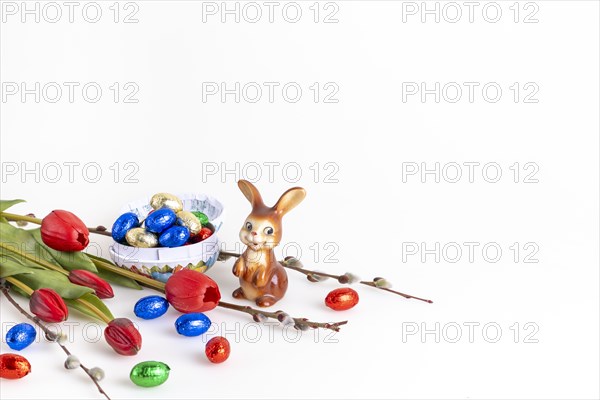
[232, 180, 306, 307]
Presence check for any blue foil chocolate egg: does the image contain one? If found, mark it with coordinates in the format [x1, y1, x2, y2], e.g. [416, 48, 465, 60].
[134, 296, 170, 320]
[112, 212, 140, 242]
[159, 226, 190, 247]
[175, 313, 212, 337]
[145, 208, 177, 234]
[6, 323, 37, 351]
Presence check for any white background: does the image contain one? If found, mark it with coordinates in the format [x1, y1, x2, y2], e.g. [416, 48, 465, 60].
[1, 1, 599, 399]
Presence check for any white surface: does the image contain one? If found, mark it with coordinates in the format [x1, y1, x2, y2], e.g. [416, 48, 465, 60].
[0, 1, 599, 399]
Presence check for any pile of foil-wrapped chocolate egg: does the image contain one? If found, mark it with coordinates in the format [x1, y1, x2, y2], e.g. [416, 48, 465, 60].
[112, 193, 214, 248]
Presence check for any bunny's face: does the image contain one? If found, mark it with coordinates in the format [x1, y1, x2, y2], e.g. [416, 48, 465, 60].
[239, 214, 282, 251]
[237, 180, 306, 252]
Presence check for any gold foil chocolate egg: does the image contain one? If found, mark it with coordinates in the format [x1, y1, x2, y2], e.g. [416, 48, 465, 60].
[150, 193, 183, 213]
[125, 228, 158, 248]
[176, 211, 202, 235]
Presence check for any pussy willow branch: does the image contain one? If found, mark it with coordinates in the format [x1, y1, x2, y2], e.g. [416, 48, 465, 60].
[88, 256, 347, 332]
[220, 251, 433, 304]
[216, 301, 347, 331]
[0, 279, 111, 400]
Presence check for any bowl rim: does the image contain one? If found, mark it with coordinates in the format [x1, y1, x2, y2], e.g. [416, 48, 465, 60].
[108, 243, 220, 265]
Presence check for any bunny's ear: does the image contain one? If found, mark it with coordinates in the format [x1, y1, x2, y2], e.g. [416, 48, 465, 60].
[273, 187, 306, 217]
[238, 180, 265, 209]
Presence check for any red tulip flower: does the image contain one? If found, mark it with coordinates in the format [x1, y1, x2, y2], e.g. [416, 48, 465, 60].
[68, 270, 114, 299]
[29, 288, 68, 322]
[104, 318, 142, 356]
[41, 210, 89, 252]
[165, 269, 221, 313]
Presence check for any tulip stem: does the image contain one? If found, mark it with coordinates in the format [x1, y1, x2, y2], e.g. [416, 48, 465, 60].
[0, 280, 111, 400]
[76, 298, 112, 324]
[1, 212, 42, 224]
[87, 256, 165, 291]
[0, 212, 112, 237]
[0, 242, 68, 276]
[219, 251, 434, 304]
[4, 276, 34, 295]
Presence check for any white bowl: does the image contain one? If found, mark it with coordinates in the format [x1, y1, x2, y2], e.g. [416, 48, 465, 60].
[108, 193, 223, 282]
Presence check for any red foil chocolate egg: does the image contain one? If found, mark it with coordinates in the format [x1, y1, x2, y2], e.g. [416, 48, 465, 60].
[0, 353, 32, 379]
[325, 288, 359, 311]
[198, 227, 213, 240]
[205, 337, 230, 364]
[188, 227, 213, 244]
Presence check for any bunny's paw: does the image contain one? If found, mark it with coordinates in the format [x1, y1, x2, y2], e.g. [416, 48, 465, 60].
[232, 260, 245, 277]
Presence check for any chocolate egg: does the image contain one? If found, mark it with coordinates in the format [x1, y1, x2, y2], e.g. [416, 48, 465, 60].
[205, 337, 230, 364]
[150, 193, 183, 213]
[125, 228, 158, 248]
[189, 227, 213, 244]
[130, 361, 170, 387]
[159, 226, 190, 248]
[6, 323, 36, 351]
[145, 208, 177, 234]
[191, 211, 209, 226]
[175, 313, 211, 337]
[325, 288, 359, 311]
[134, 296, 169, 320]
[112, 212, 140, 242]
[176, 211, 202, 235]
[0, 353, 31, 379]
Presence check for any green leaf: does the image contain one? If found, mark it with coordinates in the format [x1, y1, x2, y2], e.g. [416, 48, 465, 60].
[0, 250, 47, 269]
[0, 223, 64, 270]
[0, 199, 25, 213]
[0, 258, 35, 278]
[66, 293, 114, 322]
[15, 269, 93, 299]
[97, 268, 142, 290]
[10, 284, 29, 297]
[30, 229, 97, 272]
[64, 299, 100, 321]
[85, 252, 143, 290]
[85, 252, 115, 264]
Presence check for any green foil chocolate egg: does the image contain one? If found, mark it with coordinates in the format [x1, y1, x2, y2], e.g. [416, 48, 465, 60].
[176, 211, 202, 235]
[191, 211, 209, 225]
[150, 193, 183, 213]
[130, 361, 170, 387]
[125, 228, 158, 248]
